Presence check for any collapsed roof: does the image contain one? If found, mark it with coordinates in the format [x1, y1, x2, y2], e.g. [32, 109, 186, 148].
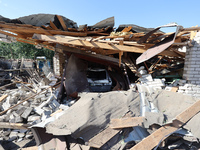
[0, 13, 197, 69]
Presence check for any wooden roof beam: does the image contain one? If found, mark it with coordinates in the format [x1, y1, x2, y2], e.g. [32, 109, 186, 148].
[32, 34, 147, 53]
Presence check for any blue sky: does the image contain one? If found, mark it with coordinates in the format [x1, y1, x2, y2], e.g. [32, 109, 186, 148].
[0, 0, 199, 30]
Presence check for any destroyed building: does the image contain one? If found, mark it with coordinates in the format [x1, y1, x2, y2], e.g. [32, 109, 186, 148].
[0, 13, 200, 150]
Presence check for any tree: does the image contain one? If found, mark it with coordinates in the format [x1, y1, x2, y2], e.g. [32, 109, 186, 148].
[0, 41, 54, 61]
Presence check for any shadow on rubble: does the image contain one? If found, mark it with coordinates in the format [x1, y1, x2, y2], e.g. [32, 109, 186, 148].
[0, 139, 36, 150]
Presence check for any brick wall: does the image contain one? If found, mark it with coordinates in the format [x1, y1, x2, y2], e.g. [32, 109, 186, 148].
[178, 32, 200, 97]
[183, 32, 200, 84]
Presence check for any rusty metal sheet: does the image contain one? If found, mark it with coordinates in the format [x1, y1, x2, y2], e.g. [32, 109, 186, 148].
[136, 24, 181, 64]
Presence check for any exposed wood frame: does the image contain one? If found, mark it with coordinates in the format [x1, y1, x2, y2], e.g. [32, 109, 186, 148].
[110, 117, 144, 129]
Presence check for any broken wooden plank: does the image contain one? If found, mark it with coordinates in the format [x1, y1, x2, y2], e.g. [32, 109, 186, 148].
[180, 26, 200, 32]
[88, 127, 120, 148]
[56, 44, 121, 66]
[170, 87, 178, 92]
[121, 26, 132, 32]
[50, 109, 63, 117]
[110, 117, 144, 129]
[130, 99, 200, 150]
[122, 57, 138, 74]
[50, 21, 59, 30]
[0, 122, 30, 129]
[131, 124, 178, 150]
[119, 51, 123, 67]
[0, 95, 8, 103]
[56, 15, 68, 31]
[33, 34, 147, 53]
[0, 23, 87, 37]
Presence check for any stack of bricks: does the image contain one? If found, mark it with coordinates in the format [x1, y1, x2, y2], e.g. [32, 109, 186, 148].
[178, 83, 200, 98]
[139, 74, 165, 90]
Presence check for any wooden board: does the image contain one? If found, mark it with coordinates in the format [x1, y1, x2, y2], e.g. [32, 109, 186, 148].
[0, 122, 30, 129]
[130, 124, 178, 150]
[121, 26, 132, 32]
[110, 117, 144, 129]
[170, 87, 178, 92]
[88, 127, 119, 148]
[130, 99, 200, 150]
[56, 15, 68, 31]
[50, 21, 59, 30]
[33, 34, 147, 53]
[0, 23, 87, 37]
[0, 95, 8, 103]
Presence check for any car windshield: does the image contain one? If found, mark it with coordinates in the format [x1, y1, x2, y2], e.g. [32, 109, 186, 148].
[87, 70, 106, 80]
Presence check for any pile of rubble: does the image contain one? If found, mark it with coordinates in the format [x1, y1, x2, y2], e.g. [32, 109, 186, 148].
[1, 13, 200, 150]
[1, 62, 200, 149]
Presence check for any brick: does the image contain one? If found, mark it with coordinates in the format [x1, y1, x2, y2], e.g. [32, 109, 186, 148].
[21, 107, 33, 119]
[9, 130, 18, 141]
[189, 58, 200, 61]
[27, 115, 40, 122]
[183, 74, 194, 78]
[183, 93, 193, 97]
[194, 75, 200, 78]
[195, 61, 200, 65]
[195, 68, 200, 71]
[188, 65, 200, 68]
[17, 132, 25, 138]
[188, 61, 196, 65]
[14, 116, 23, 123]
[185, 90, 196, 94]
[177, 90, 184, 93]
[34, 107, 44, 115]
[188, 54, 199, 58]
[196, 55, 200, 58]
[195, 82, 200, 85]
[190, 81, 197, 84]
[191, 47, 198, 51]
